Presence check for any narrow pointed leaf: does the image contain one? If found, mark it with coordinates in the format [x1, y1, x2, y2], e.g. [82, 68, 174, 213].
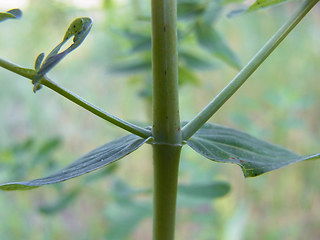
[34, 53, 45, 71]
[228, 0, 292, 17]
[178, 66, 200, 85]
[185, 123, 320, 177]
[195, 21, 241, 69]
[178, 181, 230, 199]
[248, 0, 291, 12]
[108, 60, 151, 74]
[0, 134, 150, 190]
[0, 9, 22, 22]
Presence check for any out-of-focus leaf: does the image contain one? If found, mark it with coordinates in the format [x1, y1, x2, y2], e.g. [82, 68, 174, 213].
[105, 201, 151, 240]
[228, 0, 291, 17]
[38, 188, 81, 215]
[248, 0, 291, 12]
[105, 179, 152, 240]
[32, 17, 92, 92]
[179, 50, 216, 70]
[195, 21, 241, 69]
[130, 38, 151, 53]
[178, 1, 206, 20]
[32, 137, 61, 165]
[178, 181, 230, 199]
[179, 66, 200, 85]
[0, 134, 150, 190]
[185, 123, 320, 177]
[201, 1, 223, 24]
[224, 202, 248, 240]
[108, 60, 151, 74]
[112, 28, 151, 53]
[0, 9, 22, 22]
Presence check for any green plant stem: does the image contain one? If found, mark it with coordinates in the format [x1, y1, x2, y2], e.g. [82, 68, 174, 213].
[153, 144, 182, 240]
[152, 0, 181, 145]
[151, 0, 181, 239]
[182, 0, 319, 140]
[0, 57, 151, 139]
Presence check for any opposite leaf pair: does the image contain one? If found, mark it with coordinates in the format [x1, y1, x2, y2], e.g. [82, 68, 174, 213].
[1, 123, 319, 190]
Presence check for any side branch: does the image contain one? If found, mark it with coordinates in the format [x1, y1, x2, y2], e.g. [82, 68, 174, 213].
[182, 0, 319, 140]
[0, 58, 151, 139]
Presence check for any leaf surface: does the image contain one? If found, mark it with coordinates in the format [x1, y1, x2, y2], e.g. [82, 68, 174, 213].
[247, 0, 291, 12]
[0, 9, 22, 22]
[185, 123, 320, 177]
[228, 0, 293, 17]
[178, 181, 230, 199]
[0, 134, 150, 190]
[195, 21, 241, 69]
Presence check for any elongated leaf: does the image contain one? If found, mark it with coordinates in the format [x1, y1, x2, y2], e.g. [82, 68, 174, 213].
[178, 181, 230, 199]
[0, 134, 150, 190]
[178, 2, 206, 20]
[38, 188, 81, 215]
[195, 21, 241, 69]
[0, 9, 22, 22]
[228, 0, 292, 17]
[185, 123, 320, 177]
[179, 50, 216, 70]
[105, 201, 151, 240]
[108, 60, 151, 74]
[32, 17, 92, 92]
[248, 0, 291, 12]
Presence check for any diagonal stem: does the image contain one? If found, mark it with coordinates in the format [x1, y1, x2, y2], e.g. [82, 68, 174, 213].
[0, 57, 152, 138]
[182, 0, 320, 140]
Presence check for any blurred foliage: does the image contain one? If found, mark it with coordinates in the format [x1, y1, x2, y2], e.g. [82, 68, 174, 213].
[0, 0, 320, 239]
[106, 0, 242, 104]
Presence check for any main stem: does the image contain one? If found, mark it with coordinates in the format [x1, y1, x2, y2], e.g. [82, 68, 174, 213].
[151, 0, 181, 239]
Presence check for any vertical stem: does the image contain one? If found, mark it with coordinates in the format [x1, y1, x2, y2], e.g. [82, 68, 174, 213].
[152, 0, 181, 145]
[151, 0, 181, 239]
[153, 144, 182, 240]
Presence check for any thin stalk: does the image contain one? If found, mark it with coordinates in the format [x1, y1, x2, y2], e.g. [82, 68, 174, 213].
[0, 58, 151, 138]
[182, 0, 319, 140]
[151, 0, 181, 239]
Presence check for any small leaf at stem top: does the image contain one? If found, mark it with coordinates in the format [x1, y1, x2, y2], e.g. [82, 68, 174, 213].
[0, 9, 22, 22]
[32, 17, 92, 92]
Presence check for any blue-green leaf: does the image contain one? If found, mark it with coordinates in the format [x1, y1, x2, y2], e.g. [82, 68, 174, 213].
[185, 123, 320, 177]
[179, 66, 200, 85]
[228, 0, 292, 17]
[179, 50, 216, 70]
[247, 0, 291, 12]
[195, 21, 241, 69]
[32, 17, 92, 92]
[108, 60, 151, 74]
[0, 134, 150, 190]
[0, 9, 22, 22]
[38, 188, 81, 215]
[178, 181, 230, 199]
[178, 1, 206, 20]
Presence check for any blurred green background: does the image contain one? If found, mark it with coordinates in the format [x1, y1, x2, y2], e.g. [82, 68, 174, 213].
[0, 0, 320, 239]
